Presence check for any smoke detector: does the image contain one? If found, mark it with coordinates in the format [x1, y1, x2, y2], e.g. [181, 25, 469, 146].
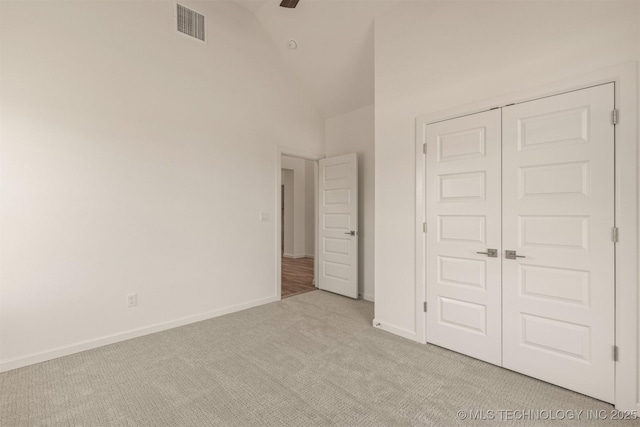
[287, 40, 298, 50]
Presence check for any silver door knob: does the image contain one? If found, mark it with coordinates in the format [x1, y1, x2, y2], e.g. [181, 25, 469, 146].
[505, 250, 525, 259]
[476, 249, 498, 258]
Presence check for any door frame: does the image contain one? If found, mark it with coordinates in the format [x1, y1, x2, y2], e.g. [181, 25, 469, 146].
[276, 147, 321, 300]
[414, 62, 637, 410]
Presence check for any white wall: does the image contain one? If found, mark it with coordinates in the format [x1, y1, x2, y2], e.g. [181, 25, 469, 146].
[304, 160, 316, 257]
[281, 155, 315, 259]
[0, 0, 325, 370]
[282, 169, 295, 255]
[325, 104, 375, 301]
[374, 0, 640, 407]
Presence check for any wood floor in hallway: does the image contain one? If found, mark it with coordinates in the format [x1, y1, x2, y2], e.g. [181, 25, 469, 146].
[282, 256, 316, 298]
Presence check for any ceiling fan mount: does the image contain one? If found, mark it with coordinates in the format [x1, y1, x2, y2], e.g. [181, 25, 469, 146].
[280, 0, 300, 8]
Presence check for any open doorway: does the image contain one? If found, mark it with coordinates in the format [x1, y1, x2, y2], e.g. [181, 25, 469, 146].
[280, 155, 317, 298]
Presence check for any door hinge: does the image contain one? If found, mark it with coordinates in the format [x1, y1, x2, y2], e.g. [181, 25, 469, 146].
[612, 109, 619, 125]
[423, 222, 427, 233]
[423, 301, 427, 312]
[423, 143, 427, 154]
[612, 227, 619, 243]
[613, 345, 619, 362]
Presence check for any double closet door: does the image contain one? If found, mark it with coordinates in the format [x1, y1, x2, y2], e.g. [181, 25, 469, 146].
[424, 84, 615, 403]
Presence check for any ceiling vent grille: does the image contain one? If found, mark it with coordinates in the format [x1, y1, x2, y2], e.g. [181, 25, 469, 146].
[176, 3, 205, 42]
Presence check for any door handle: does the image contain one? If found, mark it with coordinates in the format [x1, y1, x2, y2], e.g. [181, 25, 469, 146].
[505, 250, 525, 259]
[344, 231, 356, 236]
[476, 249, 498, 258]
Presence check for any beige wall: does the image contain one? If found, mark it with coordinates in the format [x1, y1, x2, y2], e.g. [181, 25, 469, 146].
[0, 0, 324, 369]
[281, 169, 295, 256]
[304, 160, 316, 257]
[281, 155, 315, 259]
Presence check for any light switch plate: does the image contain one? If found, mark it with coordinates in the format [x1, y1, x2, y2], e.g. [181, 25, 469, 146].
[260, 212, 269, 222]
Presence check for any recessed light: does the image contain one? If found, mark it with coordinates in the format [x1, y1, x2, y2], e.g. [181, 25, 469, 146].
[287, 39, 298, 50]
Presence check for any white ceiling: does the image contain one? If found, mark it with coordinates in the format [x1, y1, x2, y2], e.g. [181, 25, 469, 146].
[234, 0, 398, 118]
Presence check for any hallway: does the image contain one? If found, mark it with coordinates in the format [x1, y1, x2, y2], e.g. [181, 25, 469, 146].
[281, 257, 315, 298]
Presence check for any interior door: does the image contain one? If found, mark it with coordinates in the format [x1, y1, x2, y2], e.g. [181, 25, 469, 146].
[501, 84, 615, 403]
[425, 110, 502, 365]
[318, 153, 358, 299]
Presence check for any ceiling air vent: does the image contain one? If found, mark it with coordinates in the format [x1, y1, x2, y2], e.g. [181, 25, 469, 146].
[176, 3, 205, 42]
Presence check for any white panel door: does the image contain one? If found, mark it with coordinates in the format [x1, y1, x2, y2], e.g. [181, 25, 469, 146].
[502, 84, 615, 403]
[318, 153, 358, 299]
[425, 110, 502, 365]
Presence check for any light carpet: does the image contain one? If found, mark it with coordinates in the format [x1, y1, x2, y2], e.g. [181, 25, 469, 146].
[0, 290, 635, 426]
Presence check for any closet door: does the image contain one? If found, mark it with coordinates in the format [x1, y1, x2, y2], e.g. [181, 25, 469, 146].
[502, 84, 615, 403]
[425, 110, 502, 365]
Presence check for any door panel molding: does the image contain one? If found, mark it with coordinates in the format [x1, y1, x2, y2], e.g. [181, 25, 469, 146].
[415, 63, 637, 410]
[424, 109, 502, 365]
[502, 84, 615, 403]
[318, 153, 359, 299]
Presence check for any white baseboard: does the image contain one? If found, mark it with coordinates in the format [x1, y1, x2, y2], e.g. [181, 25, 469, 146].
[372, 319, 419, 342]
[304, 254, 315, 259]
[282, 253, 309, 259]
[362, 293, 374, 302]
[0, 295, 279, 373]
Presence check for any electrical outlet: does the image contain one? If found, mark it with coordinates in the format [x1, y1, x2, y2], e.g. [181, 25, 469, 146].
[127, 293, 137, 308]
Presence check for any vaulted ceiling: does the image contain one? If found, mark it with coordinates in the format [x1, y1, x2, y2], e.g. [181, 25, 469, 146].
[234, 0, 399, 119]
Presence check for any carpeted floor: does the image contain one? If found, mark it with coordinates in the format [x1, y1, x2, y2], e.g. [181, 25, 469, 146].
[0, 291, 636, 426]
